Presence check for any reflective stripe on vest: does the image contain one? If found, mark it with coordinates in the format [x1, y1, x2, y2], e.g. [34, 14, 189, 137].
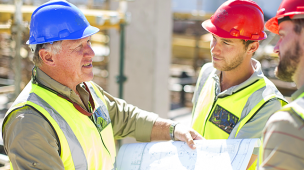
[3, 81, 116, 170]
[286, 96, 304, 120]
[192, 63, 215, 110]
[191, 63, 287, 139]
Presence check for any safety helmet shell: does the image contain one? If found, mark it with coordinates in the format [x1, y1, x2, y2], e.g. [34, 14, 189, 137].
[202, 0, 267, 41]
[265, 0, 304, 34]
[27, 0, 99, 45]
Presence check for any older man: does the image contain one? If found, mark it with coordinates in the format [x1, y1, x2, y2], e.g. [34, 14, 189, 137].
[2, 1, 202, 169]
[260, 0, 304, 169]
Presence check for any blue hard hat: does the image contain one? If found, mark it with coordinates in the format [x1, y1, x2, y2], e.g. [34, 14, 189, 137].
[27, 0, 99, 45]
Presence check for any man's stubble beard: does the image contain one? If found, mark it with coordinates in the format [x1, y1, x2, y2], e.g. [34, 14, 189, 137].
[275, 41, 301, 82]
[212, 52, 245, 72]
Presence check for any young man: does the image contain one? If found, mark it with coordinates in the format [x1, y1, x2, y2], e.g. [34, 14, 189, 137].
[260, 0, 304, 169]
[190, 0, 287, 169]
[2, 1, 202, 169]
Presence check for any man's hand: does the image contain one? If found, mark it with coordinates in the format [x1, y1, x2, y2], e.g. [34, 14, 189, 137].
[174, 124, 204, 149]
[150, 118, 204, 150]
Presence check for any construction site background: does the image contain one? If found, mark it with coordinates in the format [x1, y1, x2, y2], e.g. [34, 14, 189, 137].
[0, 0, 296, 168]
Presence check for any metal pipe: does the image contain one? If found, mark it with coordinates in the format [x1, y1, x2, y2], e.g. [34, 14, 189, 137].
[13, 0, 23, 98]
[118, 23, 126, 99]
[116, 0, 130, 150]
[115, 22, 127, 151]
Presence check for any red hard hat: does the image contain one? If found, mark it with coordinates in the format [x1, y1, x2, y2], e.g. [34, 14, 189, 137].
[202, 0, 267, 41]
[265, 0, 304, 34]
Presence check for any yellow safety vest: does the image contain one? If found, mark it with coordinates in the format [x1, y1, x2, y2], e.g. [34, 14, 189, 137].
[259, 92, 304, 168]
[192, 63, 287, 170]
[3, 81, 116, 170]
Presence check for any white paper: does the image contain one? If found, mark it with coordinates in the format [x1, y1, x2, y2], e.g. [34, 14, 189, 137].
[116, 138, 260, 170]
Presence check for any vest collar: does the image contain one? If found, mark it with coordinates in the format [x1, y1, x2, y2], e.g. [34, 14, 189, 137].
[291, 84, 304, 101]
[32, 67, 90, 111]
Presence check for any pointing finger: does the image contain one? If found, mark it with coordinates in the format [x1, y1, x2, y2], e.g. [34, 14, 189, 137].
[185, 132, 196, 149]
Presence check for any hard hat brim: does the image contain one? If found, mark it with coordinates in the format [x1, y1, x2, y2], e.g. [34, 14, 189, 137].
[202, 19, 266, 40]
[265, 13, 304, 35]
[202, 19, 227, 38]
[265, 17, 279, 34]
[81, 25, 100, 40]
[27, 25, 99, 45]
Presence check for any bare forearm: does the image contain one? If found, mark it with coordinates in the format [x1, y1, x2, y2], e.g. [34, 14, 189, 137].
[150, 118, 173, 141]
[150, 118, 204, 149]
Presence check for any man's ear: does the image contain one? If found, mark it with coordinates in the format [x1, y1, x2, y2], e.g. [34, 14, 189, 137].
[39, 49, 55, 66]
[247, 41, 259, 54]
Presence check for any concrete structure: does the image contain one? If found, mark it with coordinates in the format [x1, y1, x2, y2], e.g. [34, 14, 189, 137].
[108, 0, 172, 144]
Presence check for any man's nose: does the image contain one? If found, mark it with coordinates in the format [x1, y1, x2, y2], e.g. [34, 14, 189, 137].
[85, 44, 95, 58]
[211, 41, 220, 55]
[273, 41, 280, 54]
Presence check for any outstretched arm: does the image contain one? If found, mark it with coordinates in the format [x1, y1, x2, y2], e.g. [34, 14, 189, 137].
[150, 118, 204, 149]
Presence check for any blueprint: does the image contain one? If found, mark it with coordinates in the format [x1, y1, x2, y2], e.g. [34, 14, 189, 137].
[116, 138, 260, 170]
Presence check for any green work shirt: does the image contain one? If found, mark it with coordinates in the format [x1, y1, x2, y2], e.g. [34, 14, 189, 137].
[3, 68, 158, 169]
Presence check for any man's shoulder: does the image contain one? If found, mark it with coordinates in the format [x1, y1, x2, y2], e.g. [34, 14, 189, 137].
[261, 76, 278, 88]
[197, 63, 216, 79]
[200, 63, 214, 72]
[4, 106, 47, 129]
[3, 106, 54, 144]
[260, 76, 286, 97]
[258, 76, 287, 103]
[268, 107, 304, 127]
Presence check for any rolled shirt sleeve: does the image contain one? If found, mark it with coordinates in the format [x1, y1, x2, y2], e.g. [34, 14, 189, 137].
[92, 82, 159, 142]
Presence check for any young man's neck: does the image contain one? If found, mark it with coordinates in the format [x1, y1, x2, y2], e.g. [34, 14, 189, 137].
[220, 60, 254, 92]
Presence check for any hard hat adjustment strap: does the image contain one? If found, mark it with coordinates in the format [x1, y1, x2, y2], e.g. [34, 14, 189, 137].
[29, 44, 37, 53]
[292, 14, 304, 20]
[278, 16, 291, 25]
[29, 41, 54, 53]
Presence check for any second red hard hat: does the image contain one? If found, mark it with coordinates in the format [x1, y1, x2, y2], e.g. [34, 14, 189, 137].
[202, 0, 267, 41]
[265, 0, 304, 34]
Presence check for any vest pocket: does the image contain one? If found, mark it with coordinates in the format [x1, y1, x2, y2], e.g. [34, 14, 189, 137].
[209, 104, 239, 134]
[93, 106, 111, 133]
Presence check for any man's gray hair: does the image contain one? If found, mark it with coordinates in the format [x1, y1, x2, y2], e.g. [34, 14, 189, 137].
[32, 41, 63, 66]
